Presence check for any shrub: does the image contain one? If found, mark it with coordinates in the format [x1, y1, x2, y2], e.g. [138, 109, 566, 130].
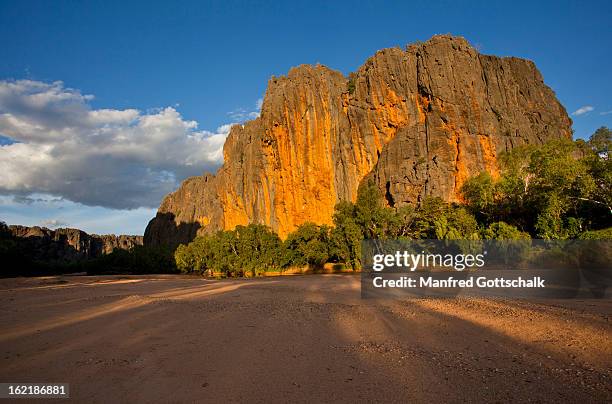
[347, 72, 357, 94]
[578, 227, 612, 240]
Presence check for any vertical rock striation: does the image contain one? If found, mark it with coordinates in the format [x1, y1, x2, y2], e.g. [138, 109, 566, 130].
[145, 35, 572, 246]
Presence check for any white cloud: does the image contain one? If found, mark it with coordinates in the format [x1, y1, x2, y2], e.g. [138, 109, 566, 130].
[0, 79, 233, 209]
[600, 110, 612, 116]
[228, 97, 263, 122]
[571, 105, 594, 116]
[41, 218, 68, 228]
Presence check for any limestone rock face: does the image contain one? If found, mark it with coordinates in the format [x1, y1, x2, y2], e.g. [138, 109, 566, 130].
[7, 225, 143, 263]
[145, 35, 572, 246]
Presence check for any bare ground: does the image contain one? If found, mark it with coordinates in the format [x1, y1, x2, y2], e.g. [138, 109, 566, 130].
[0, 274, 610, 403]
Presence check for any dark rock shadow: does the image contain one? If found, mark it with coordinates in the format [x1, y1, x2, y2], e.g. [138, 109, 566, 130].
[143, 212, 201, 251]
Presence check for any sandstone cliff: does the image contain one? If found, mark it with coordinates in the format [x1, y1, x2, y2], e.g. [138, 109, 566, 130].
[145, 35, 572, 246]
[7, 225, 143, 263]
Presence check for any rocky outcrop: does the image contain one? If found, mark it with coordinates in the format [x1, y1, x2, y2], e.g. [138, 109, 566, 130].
[145, 35, 572, 247]
[7, 225, 143, 263]
[92, 234, 145, 256]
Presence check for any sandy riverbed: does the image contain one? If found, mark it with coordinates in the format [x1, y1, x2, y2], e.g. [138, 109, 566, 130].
[0, 274, 610, 403]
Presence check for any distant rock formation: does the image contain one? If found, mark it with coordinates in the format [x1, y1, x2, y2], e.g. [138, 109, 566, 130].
[145, 35, 572, 247]
[7, 225, 143, 263]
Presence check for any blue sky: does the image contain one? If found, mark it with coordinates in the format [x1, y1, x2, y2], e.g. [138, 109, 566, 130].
[0, 0, 610, 235]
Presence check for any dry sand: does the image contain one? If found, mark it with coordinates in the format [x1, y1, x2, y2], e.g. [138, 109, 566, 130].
[0, 274, 610, 403]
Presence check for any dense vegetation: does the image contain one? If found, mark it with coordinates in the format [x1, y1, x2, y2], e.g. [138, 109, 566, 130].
[1, 128, 609, 277]
[175, 128, 611, 276]
[462, 127, 611, 239]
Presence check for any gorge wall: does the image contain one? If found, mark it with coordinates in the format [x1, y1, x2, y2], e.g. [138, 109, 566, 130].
[145, 35, 572, 247]
[7, 225, 143, 263]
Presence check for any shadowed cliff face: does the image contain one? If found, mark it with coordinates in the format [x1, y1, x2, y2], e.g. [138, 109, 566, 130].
[7, 225, 143, 262]
[145, 35, 572, 246]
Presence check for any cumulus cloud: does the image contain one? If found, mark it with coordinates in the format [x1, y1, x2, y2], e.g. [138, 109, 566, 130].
[41, 219, 68, 228]
[0, 80, 232, 209]
[571, 105, 594, 116]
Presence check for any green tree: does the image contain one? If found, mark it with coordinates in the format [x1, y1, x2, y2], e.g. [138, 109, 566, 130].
[461, 134, 611, 238]
[354, 180, 396, 239]
[388, 204, 419, 239]
[330, 201, 363, 269]
[582, 127, 612, 220]
[588, 126, 611, 154]
[284, 222, 332, 267]
[409, 197, 449, 239]
[482, 222, 530, 240]
[527, 140, 595, 238]
[174, 224, 283, 277]
[433, 206, 479, 240]
[460, 172, 496, 221]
